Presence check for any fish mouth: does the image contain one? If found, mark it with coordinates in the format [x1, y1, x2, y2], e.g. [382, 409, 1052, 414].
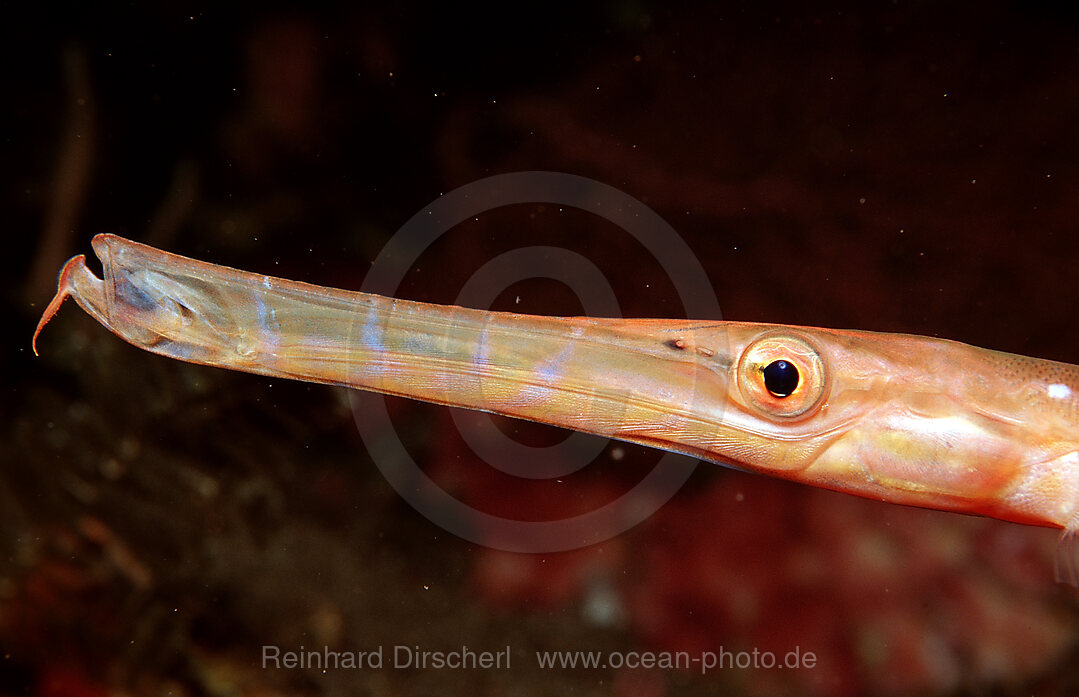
[34, 253, 105, 354]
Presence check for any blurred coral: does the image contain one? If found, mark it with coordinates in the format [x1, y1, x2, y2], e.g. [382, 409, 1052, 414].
[449, 448, 1076, 695]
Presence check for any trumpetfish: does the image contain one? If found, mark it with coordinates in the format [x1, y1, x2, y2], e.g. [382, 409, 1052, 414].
[33, 234, 1079, 581]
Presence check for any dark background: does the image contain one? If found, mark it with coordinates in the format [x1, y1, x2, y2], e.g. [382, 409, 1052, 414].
[4, 2, 1079, 695]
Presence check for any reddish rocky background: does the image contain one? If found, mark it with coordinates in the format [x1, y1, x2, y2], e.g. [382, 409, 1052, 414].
[4, 2, 1079, 695]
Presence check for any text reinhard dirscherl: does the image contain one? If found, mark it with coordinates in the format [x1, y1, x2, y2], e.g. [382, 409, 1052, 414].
[263, 645, 510, 671]
[262, 645, 818, 675]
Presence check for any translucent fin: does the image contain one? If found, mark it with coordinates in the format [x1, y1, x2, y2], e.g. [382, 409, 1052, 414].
[1055, 524, 1079, 586]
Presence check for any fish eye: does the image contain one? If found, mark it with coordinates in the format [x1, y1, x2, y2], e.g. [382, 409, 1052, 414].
[762, 359, 799, 397]
[736, 332, 827, 419]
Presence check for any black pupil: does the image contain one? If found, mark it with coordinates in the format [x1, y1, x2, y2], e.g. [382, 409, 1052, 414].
[762, 360, 799, 397]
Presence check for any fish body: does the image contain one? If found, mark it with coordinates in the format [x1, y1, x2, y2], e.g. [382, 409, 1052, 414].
[34, 235, 1079, 579]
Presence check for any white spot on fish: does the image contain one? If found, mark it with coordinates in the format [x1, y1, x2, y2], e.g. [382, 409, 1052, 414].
[253, 295, 280, 352]
[474, 324, 492, 365]
[362, 310, 385, 352]
[1048, 383, 1072, 400]
[534, 327, 582, 383]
